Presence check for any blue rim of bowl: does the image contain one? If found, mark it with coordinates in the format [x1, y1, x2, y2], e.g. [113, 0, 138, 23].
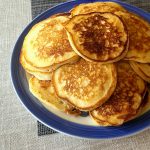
[11, 0, 150, 139]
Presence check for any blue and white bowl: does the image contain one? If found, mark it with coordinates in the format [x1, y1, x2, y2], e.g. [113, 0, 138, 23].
[11, 0, 150, 139]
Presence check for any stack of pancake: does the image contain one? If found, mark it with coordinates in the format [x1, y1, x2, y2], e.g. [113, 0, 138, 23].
[20, 2, 150, 126]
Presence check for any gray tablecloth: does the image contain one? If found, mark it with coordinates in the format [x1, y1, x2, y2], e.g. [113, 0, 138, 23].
[1, 0, 150, 150]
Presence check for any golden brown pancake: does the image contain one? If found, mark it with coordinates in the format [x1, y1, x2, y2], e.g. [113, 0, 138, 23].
[71, 2, 127, 16]
[90, 62, 146, 126]
[21, 13, 79, 68]
[53, 59, 117, 111]
[29, 77, 81, 115]
[65, 12, 128, 63]
[130, 61, 150, 83]
[115, 11, 150, 63]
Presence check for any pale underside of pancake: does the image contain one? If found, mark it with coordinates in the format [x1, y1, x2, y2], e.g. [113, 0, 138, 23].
[90, 62, 146, 126]
[70, 2, 127, 16]
[22, 13, 79, 68]
[20, 52, 52, 80]
[29, 77, 81, 115]
[20, 51, 51, 72]
[130, 61, 150, 83]
[53, 59, 117, 111]
[65, 12, 128, 63]
[20, 51, 79, 80]
[26, 70, 52, 81]
[115, 11, 150, 63]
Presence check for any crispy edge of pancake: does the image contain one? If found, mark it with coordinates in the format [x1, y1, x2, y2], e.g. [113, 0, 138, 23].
[70, 2, 127, 16]
[90, 113, 112, 126]
[90, 111, 121, 126]
[22, 13, 79, 68]
[20, 50, 80, 73]
[130, 61, 150, 83]
[28, 76, 81, 115]
[65, 12, 129, 63]
[52, 61, 117, 111]
[66, 31, 129, 63]
[90, 62, 146, 126]
[50, 12, 71, 18]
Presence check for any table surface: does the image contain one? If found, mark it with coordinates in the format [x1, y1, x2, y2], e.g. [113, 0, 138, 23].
[1, 0, 150, 150]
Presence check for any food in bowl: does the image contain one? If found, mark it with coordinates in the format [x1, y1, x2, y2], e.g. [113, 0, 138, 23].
[20, 1, 150, 126]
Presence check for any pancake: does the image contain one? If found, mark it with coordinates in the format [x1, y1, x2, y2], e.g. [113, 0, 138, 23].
[29, 77, 81, 115]
[130, 61, 150, 83]
[53, 59, 117, 111]
[65, 12, 128, 63]
[22, 13, 79, 68]
[71, 2, 127, 16]
[90, 62, 146, 126]
[115, 11, 150, 63]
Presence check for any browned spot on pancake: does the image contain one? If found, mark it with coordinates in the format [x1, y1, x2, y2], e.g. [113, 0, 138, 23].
[73, 14, 123, 58]
[34, 20, 72, 58]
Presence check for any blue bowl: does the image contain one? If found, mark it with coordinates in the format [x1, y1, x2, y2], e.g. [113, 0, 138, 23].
[11, 0, 150, 139]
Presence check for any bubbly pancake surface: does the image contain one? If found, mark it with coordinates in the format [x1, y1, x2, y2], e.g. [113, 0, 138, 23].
[115, 11, 150, 63]
[29, 77, 80, 115]
[90, 62, 146, 126]
[53, 59, 117, 111]
[22, 14, 79, 68]
[65, 12, 128, 62]
[27, 70, 52, 81]
[130, 61, 150, 83]
[71, 2, 127, 16]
